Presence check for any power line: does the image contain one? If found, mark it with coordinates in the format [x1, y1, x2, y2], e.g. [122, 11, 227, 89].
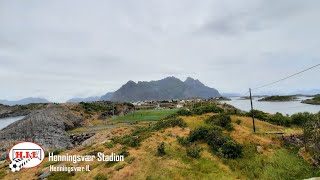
[252, 63, 320, 90]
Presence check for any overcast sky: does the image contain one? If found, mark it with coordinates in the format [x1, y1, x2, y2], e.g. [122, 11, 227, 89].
[0, 0, 319, 102]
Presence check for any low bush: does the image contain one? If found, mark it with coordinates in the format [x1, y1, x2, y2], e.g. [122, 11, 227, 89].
[244, 110, 319, 127]
[152, 117, 186, 130]
[176, 109, 193, 116]
[205, 114, 233, 130]
[125, 156, 135, 164]
[114, 164, 125, 171]
[268, 112, 291, 126]
[304, 114, 320, 163]
[103, 141, 114, 149]
[157, 142, 166, 156]
[177, 136, 190, 146]
[93, 173, 108, 180]
[118, 148, 130, 157]
[112, 135, 140, 147]
[192, 105, 224, 115]
[188, 126, 223, 142]
[105, 161, 117, 168]
[219, 140, 243, 159]
[246, 110, 269, 121]
[291, 112, 315, 126]
[186, 126, 242, 159]
[80, 102, 112, 112]
[186, 145, 202, 158]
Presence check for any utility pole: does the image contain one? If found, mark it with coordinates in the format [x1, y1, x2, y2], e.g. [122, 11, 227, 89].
[249, 88, 256, 133]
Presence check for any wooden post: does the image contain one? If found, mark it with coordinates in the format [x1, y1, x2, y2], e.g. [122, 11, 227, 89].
[249, 88, 256, 133]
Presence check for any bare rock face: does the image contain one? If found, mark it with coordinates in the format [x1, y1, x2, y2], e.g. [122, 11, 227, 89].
[0, 105, 83, 160]
[70, 133, 95, 146]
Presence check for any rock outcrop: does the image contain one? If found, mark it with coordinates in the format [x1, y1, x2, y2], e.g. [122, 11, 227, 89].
[70, 133, 95, 145]
[0, 105, 83, 160]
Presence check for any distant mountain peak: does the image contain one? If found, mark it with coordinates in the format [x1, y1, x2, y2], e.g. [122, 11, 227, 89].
[110, 76, 220, 102]
[185, 77, 204, 86]
[67, 96, 100, 103]
[124, 80, 137, 86]
[0, 97, 50, 106]
[185, 77, 195, 81]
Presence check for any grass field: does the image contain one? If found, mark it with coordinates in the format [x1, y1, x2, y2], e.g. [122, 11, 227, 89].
[112, 109, 178, 122]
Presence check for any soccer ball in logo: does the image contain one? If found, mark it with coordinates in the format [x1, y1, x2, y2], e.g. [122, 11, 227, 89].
[9, 159, 23, 172]
[9, 158, 30, 172]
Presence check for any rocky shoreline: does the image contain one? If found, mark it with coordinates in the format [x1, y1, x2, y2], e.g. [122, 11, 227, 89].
[0, 105, 83, 160]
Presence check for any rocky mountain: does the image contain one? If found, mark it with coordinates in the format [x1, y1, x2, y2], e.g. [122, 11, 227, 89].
[100, 92, 114, 101]
[111, 77, 221, 102]
[0, 97, 50, 106]
[67, 96, 101, 103]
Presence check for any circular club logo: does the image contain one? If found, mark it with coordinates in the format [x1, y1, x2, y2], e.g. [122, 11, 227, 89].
[8, 142, 45, 172]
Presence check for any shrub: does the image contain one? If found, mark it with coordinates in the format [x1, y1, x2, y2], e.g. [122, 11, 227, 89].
[103, 141, 114, 149]
[118, 148, 130, 157]
[188, 126, 213, 142]
[176, 109, 193, 116]
[206, 128, 229, 152]
[206, 114, 233, 130]
[268, 112, 291, 126]
[157, 142, 166, 156]
[112, 135, 140, 147]
[304, 114, 320, 163]
[114, 164, 125, 171]
[177, 136, 190, 146]
[153, 117, 186, 130]
[80, 102, 113, 112]
[105, 161, 117, 168]
[291, 112, 315, 126]
[246, 110, 269, 121]
[187, 126, 242, 159]
[186, 145, 202, 158]
[192, 105, 224, 115]
[220, 140, 243, 159]
[235, 119, 242, 125]
[94, 173, 108, 180]
[125, 156, 135, 164]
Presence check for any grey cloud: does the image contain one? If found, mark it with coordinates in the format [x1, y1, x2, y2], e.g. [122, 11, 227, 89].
[0, 0, 319, 102]
[198, 0, 318, 35]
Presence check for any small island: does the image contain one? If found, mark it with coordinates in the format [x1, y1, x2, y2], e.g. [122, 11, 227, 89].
[258, 95, 297, 102]
[301, 95, 320, 105]
[239, 96, 250, 100]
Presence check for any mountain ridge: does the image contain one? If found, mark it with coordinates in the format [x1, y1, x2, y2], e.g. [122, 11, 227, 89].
[0, 97, 50, 106]
[110, 76, 221, 102]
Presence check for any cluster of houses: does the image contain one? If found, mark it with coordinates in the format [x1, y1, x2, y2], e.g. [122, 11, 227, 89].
[131, 97, 224, 110]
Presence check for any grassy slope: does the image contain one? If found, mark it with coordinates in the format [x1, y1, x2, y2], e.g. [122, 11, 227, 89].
[112, 109, 178, 122]
[1, 111, 319, 180]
